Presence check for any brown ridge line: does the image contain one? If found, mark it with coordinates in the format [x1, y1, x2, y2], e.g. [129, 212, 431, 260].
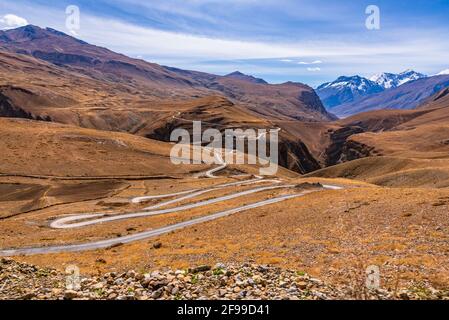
[0, 183, 133, 221]
[0, 173, 181, 181]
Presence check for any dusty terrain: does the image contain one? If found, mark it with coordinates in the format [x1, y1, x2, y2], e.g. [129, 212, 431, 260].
[309, 89, 449, 187]
[1, 25, 449, 300]
[3, 178, 448, 291]
[2, 117, 448, 292]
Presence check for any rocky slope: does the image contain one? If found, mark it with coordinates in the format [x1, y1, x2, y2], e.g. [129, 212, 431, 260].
[1, 259, 445, 300]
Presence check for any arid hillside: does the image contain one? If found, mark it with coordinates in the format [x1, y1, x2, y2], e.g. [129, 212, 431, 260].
[308, 88, 449, 187]
[0, 118, 208, 178]
[0, 26, 340, 174]
[0, 25, 334, 123]
[2, 26, 449, 299]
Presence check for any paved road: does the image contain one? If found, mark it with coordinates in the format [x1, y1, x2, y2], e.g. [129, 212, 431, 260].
[172, 112, 281, 178]
[130, 178, 268, 204]
[51, 183, 291, 229]
[0, 119, 344, 256]
[0, 188, 340, 256]
[203, 148, 228, 178]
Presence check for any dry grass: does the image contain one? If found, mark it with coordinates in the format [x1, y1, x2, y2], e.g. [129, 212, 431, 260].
[3, 180, 448, 290]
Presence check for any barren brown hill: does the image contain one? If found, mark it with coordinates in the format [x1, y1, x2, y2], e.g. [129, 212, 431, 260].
[0, 25, 337, 174]
[166, 67, 334, 121]
[210, 78, 333, 121]
[307, 157, 449, 188]
[308, 89, 449, 187]
[0, 25, 334, 122]
[0, 116, 299, 219]
[2, 25, 449, 182]
[0, 118, 207, 178]
[0, 117, 206, 219]
[0, 52, 322, 173]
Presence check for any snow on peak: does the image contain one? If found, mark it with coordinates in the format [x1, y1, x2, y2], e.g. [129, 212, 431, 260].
[317, 75, 384, 94]
[436, 69, 449, 76]
[370, 70, 426, 89]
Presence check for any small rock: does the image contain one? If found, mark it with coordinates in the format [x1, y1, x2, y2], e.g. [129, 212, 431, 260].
[218, 289, 227, 297]
[312, 291, 328, 300]
[151, 289, 163, 299]
[126, 270, 136, 278]
[191, 265, 212, 273]
[20, 292, 36, 300]
[297, 281, 308, 290]
[153, 242, 162, 249]
[398, 291, 410, 300]
[92, 283, 104, 290]
[214, 263, 226, 270]
[64, 290, 80, 300]
[108, 293, 118, 300]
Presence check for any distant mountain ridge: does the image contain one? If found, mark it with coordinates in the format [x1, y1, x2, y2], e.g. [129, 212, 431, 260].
[370, 70, 426, 89]
[224, 71, 268, 84]
[316, 69, 449, 117]
[436, 69, 449, 76]
[316, 75, 384, 109]
[332, 74, 449, 118]
[0, 25, 334, 122]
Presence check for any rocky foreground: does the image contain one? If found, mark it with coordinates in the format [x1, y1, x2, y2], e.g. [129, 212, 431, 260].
[0, 258, 447, 300]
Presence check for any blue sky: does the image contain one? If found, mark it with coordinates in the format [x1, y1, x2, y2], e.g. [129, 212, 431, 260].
[1, 0, 448, 87]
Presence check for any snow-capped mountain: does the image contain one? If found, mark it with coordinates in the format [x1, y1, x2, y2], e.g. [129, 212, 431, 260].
[332, 74, 449, 118]
[436, 69, 449, 76]
[316, 76, 384, 109]
[370, 70, 427, 89]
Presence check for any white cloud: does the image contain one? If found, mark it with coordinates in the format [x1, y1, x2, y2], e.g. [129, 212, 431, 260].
[307, 67, 321, 72]
[0, 14, 28, 29]
[298, 60, 323, 65]
[80, 15, 307, 60]
[72, 15, 448, 63]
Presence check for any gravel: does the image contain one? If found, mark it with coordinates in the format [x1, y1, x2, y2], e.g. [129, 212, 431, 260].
[0, 258, 447, 300]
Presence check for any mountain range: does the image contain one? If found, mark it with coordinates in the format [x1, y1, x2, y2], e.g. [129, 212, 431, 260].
[0, 25, 333, 123]
[316, 76, 384, 109]
[317, 70, 449, 117]
[3, 19, 449, 299]
[330, 74, 449, 117]
[0, 25, 336, 174]
[1, 25, 449, 173]
[370, 70, 426, 89]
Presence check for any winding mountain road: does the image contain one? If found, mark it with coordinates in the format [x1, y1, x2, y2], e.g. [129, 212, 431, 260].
[0, 136, 344, 257]
[51, 182, 289, 229]
[172, 112, 281, 178]
[0, 184, 342, 256]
